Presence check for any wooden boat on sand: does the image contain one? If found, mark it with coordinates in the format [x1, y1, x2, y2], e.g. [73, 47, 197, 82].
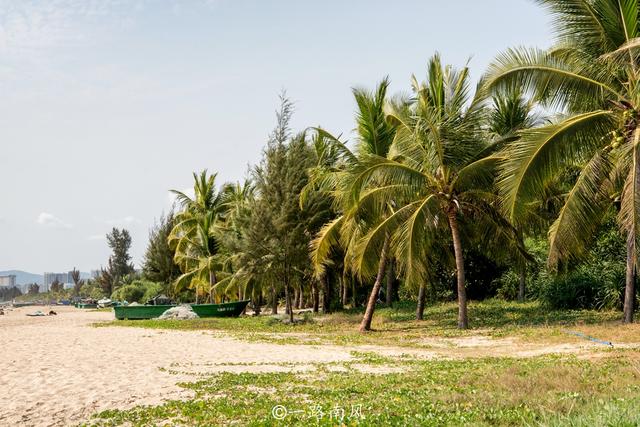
[113, 300, 250, 320]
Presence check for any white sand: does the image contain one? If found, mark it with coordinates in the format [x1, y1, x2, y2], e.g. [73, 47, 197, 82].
[3, 306, 634, 426]
[0, 306, 355, 427]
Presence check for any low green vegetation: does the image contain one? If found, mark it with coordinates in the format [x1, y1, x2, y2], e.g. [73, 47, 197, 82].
[110, 280, 165, 304]
[87, 351, 640, 426]
[102, 299, 633, 348]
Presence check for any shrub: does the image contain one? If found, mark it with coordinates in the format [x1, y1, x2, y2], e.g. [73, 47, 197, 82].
[111, 280, 165, 303]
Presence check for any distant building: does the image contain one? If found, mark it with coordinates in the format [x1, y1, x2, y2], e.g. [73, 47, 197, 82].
[43, 272, 71, 292]
[0, 274, 16, 287]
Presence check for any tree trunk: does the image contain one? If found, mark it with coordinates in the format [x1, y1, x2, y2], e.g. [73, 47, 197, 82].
[448, 212, 468, 329]
[518, 267, 526, 302]
[416, 283, 426, 320]
[271, 285, 277, 315]
[284, 279, 294, 323]
[322, 273, 332, 314]
[209, 271, 217, 304]
[293, 287, 299, 310]
[351, 277, 357, 308]
[341, 275, 348, 307]
[359, 235, 390, 332]
[254, 291, 262, 316]
[624, 232, 636, 323]
[312, 280, 319, 313]
[298, 285, 304, 308]
[386, 259, 395, 307]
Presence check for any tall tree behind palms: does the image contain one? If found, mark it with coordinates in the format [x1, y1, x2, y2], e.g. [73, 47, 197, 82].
[105, 228, 135, 293]
[70, 268, 84, 297]
[143, 211, 182, 285]
[217, 94, 320, 322]
[484, 0, 640, 322]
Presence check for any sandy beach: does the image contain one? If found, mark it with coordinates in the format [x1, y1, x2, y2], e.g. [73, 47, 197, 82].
[0, 306, 357, 426]
[2, 305, 637, 426]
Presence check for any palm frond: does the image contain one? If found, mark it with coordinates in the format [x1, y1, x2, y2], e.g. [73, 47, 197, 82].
[499, 110, 615, 222]
[548, 149, 615, 267]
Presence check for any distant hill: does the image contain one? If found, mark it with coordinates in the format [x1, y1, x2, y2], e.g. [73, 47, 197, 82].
[0, 270, 92, 285]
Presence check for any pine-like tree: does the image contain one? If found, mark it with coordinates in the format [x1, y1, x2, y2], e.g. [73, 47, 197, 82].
[143, 211, 181, 284]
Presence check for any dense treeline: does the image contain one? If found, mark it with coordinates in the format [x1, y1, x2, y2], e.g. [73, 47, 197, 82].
[57, 0, 636, 329]
[161, 0, 640, 330]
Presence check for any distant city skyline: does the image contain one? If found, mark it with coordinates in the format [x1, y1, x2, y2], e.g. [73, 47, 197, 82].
[0, 0, 552, 272]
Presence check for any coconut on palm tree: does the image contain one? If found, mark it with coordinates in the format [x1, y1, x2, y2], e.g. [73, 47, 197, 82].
[484, 0, 640, 322]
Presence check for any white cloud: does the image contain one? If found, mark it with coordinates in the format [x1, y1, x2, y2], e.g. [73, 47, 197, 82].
[105, 215, 141, 226]
[36, 212, 72, 229]
[0, 0, 145, 62]
[0, 0, 218, 60]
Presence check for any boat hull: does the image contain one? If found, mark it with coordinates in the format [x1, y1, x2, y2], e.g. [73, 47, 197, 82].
[76, 303, 98, 309]
[114, 300, 250, 320]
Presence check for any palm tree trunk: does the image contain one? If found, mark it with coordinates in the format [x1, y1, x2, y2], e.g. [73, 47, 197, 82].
[321, 273, 332, 314]
[624, 232, 636, 323]
[209, 271, 217, 304]
[351, 277, 357, 308]
[359, 235, 390, 332]
[297, 286, 302, 309]
[386, 259, 395, 307]
[448, 212, 468, 329]
[293, 287, 299, 310]
[342, 275, 348, 307]
[271, 285, 277, 315]
[284, 277, 294, 323]
[518, 267, 526, 302]
[254, 291, 262, 316]
[312, 280, 319, 313]
[416, 283, 426, 320]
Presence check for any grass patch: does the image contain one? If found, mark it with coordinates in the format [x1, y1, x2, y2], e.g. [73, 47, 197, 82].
[86, 352, 640, 426]
[98, 299, 635, 348]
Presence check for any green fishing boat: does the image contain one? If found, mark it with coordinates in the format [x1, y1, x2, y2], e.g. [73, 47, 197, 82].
[76, 303, 98, 309]
[191, 301, 250, 318]
[113, 300, 250, 320]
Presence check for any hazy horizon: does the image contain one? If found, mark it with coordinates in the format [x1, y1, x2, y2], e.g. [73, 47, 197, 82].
[0, 0, 552, 273]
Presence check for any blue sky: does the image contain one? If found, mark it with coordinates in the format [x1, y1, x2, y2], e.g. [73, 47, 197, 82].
[0, 0, 552, 273]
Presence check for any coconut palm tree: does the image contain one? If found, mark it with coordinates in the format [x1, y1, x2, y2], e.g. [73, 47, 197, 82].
[170, 211, 225, 303]
[305, 77, 397, 331]
[487, 89, 544, 301]
[350, 54, 525, 329]
[484, 0, 640, 322]
[169, 170, 226, 302]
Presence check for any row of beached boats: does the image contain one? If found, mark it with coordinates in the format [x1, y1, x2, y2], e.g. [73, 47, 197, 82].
[72, 295, 250, 320]
[13, 296, 250, 320]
